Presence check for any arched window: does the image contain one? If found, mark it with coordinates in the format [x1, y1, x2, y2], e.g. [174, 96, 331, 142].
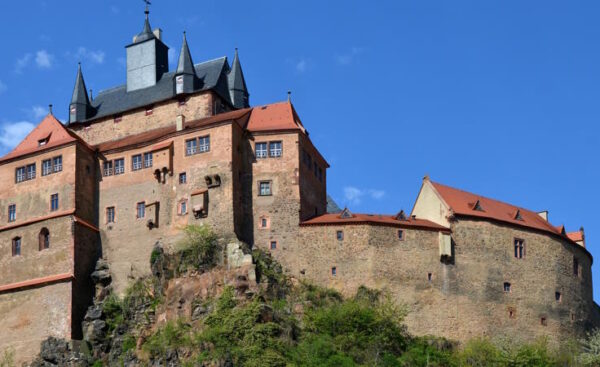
[39, 228, 50, 250]
[12, 237, 21, 256]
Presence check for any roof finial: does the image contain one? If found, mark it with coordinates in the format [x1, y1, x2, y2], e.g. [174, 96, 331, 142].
[287, 90, 291, 102]
[143, 0, 151, 18]
[48, 104, 53, 115]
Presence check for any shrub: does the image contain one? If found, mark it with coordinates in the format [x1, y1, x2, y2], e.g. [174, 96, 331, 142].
[142, 319, 192, 357]
[0, 349, 14, 367]
[580, 328, 600, 366]
[177, 225, 219, 271]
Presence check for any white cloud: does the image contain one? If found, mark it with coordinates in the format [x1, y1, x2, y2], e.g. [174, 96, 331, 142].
[15, 53, 32, 73]
[0, 121, 35, 150]
[336, 47, 364, 65]
[31, 106, 48, 120]
[35, 50, 53, 68]
[0, 80, 6, 94]
[68, 47, 105, 64]
[343, 186, 386, 206]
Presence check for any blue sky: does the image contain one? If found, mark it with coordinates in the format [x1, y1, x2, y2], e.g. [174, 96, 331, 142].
[1, 1, 600, 299]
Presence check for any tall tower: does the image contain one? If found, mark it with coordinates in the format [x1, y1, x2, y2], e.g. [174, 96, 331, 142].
[125, 7, 169, 92]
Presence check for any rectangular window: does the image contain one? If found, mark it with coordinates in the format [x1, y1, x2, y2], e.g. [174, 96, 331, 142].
[15, 167, 26, 183]
[132, 154, 142, 171]
[270, 241, 277, 250]
[269, 141, 282, 157]
[114, 158, 125, 175]
[255, 142, 267, 159]
[180, 200, 187, 215]
[318, 167, 323, 182]
[331, 267, 337, 276]
[26, 163, 36, 180]
[428, 273, 433, 282]
[260, 217, 268, 228]
[398, 230, 404, 240]
[8, 204, 16, 222]
[103, 161, 113, 176]
[503, 282, 511, 293]
[555, 292, 562, 302]
[179, 172, 187, 184]
[186, 139, 197, 156]
[12, 237, 21, 257]
[50, 193, 59, 211]
[574, 258, 580, 277]
[106, 207, 115, 223]
[42, 159, 52, 176]
[137, 202, 145, 219]
[53, 156, 62, 172]
[514, 239, 524, 259]
[541, 317, 547, 326]
[144, 152, 153, 168]
[336, 230, 344, 241]
[198, 136, 210, 153]
[259, 181, 272, 196]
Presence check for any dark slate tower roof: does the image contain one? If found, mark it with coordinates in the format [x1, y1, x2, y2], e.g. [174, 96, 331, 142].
[70, 63, 90, 106]
[133, 8, 155, 44]
[228, 49, 249, 108]
[176, 32, 196, 76]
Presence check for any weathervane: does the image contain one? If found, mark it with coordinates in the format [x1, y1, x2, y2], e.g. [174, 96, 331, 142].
[143, 0, 151, 15]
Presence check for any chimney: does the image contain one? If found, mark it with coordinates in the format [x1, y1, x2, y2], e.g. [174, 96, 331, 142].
[537, 211, 548, 221]
[153, 28, 163, 40]
[176, 114, 185, 131]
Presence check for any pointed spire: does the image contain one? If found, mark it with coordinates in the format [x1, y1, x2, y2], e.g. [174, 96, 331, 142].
[228, 48, 250, 108]
[176, 32, 196, 76]
[71, 63, 90, 106]
[134, 6, 155, 43]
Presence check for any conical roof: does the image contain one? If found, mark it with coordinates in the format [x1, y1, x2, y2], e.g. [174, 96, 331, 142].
[176, 32, 196, 76]
[70, 63, 90, 106]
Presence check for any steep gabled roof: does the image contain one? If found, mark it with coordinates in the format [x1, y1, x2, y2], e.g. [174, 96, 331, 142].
[246, 101, 306, 133]
[70, 63, 91, 106]
[429, 180, 569, 238]
[176, 33, 197, 76]
[0, 114, 88, 163]
[568, 231, 584, 243]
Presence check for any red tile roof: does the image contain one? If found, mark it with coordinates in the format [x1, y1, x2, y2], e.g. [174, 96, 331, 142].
[428, 180, 589, 253]
[301, 212, 450, 232]
[246, 101, 306, 133]
[0, 114, 89, 163]
[567, 231, 584, 243]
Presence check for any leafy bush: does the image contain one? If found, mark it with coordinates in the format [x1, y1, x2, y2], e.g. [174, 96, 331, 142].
[580, 328, 600, 366]
[142, 319, 192, 357]
[177, 225, 219, 272]
[0, 349, 14, 367]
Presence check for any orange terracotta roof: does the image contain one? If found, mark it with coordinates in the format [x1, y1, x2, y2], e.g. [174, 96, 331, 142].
[0, 114, 89, 163]
[96, 108, 251, 152]
[246, 101, 306, 133]
[568, 231, 584, 243]
[429, 180, 574, 240]
[301, 213, 450, 232]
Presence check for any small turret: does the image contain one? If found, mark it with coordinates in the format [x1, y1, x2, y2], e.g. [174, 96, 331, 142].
[69, 63, 92, 123]
[174, 32, 197, 94]
[228, 48, 249, 108]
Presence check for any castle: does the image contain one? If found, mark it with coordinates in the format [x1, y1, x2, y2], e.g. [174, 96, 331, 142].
[0, 10, 598, 362]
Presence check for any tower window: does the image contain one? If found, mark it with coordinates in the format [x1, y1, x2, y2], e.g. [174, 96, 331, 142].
[514, 238, 524, 259]
[145, 105, 154, 116]
[331, 267, 337, 276]
[39, 228, 50, 250]
[255, 142, 267, 158]
[503, 282, 511, 293]
[114, 114, 123, 123]
[428, 273, 432, 282]
[132, 154, 142, 171]
[573, 257, 581, 277]
[12, 237, 21, 257]
[50, 193, 59, 211]
[106, 207, 115, 223]
[541, 317, 547, 326]
[509, 308, 516, 319]
[555, 292, 562, 302]
[398, 230, 404, 240]
[179, 200, 188, 215]
[336, 230, 344, 241]
[137, 202, 146, 219]
[8, 204, 16, 222]
[258, 181, 272, 196]
[270, 241, 277, 250]
[269, 141, 282, 157]
[144, 152, 153, 168]
[179, 172, 187, 184]
[259, 217, 269, 229]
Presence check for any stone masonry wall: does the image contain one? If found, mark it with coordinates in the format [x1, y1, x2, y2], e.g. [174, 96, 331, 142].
[298, 134, 327, 221]
[71, 92, 213, 146]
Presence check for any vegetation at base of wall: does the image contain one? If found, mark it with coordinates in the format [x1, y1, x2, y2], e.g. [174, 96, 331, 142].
[176, 225, 219, 272]
[0, 349, 14, 367]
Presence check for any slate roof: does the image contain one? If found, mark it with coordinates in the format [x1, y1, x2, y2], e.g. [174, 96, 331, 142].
[71, 57, 233, 124]
[176, 33, 196, 76]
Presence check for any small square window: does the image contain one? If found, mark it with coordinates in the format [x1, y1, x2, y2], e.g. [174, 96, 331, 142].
[259, 181, 272, 196]
[336, 230, 344, 241]
[198, 136, 210, 153]
[178, 98, 186, 106]
[186, 139, 197, 156]
[503, 282, 511, 293]
[555, 292, 562, 302]
[509, 308, 516, 319]
[145, 106, 154, 116]
[541, 317, 547, 326]
[270, 241, 277, 250]
[331, 267, 337, 276]
[269, 141, 282, 157]
[103, 161, 113, 176]
[255, 142, 267, 159]
[114, 115, 122, 123]
[398, 230, 404, 240]
[179, 172, 187, 184]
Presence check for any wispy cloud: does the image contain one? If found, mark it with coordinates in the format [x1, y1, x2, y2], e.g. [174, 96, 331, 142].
[343, 186, 386, 206]
[35, 50, 54, 68]
[26, 106, 48, 121]
[0, 121, 35, 151]
[336, 47, 364, 65]
[15, 53, 32, 73]
[0, 80, 6, 94]
[110, 5, 120, 14]
[296, 59, 308, 72]
[287, 57, 313, 73]
[66, 47, 105, 65]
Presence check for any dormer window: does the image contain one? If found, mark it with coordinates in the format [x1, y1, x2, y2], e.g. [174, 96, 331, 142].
[38, 138, 48, 146]
[472, 200, 484, 212]
[145, 105, 154, 116]
[340, 208, 353, 219]
[514, 210, 523, 221]
[395, 210, 407, 221]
